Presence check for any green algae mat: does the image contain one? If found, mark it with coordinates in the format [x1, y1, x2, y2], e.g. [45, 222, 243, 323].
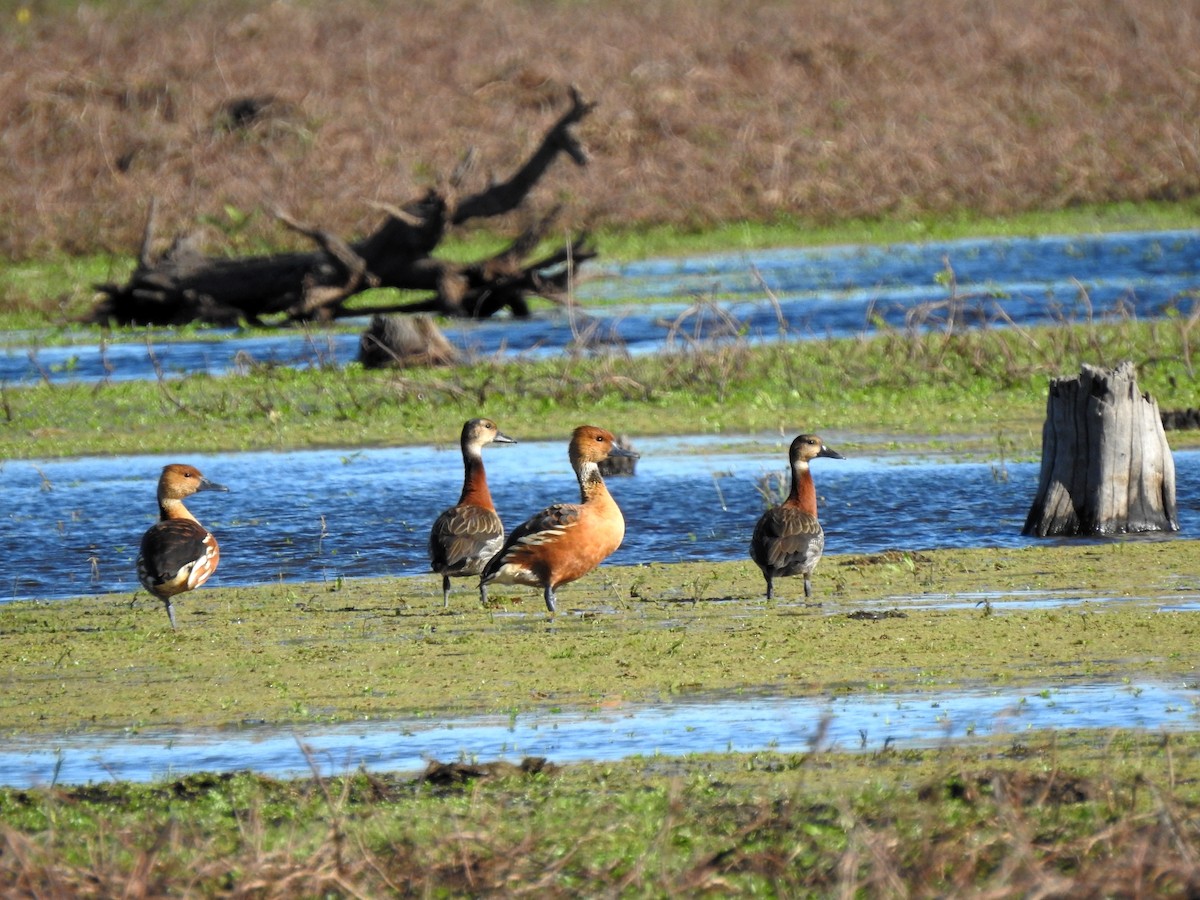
[1, 541, 1196, 736]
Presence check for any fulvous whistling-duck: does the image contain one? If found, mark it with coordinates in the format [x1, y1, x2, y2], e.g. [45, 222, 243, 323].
[750, 434, 843, 601]
[136, 463, 229, 629]
[429, 417, 516, 607]
[480, 425, 639, 613]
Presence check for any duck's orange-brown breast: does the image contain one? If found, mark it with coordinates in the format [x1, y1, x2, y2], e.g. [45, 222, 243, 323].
[485, 490, 625, 589]
[538, 499, 625, 588]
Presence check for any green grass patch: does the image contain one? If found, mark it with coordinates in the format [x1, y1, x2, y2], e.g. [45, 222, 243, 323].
[1, 542, 1196, 735]
[3, 200, 1199, 331]
[0, 253, 134, 331]
[592, 199, 1200, 261]
[2, 538, 1199, 894]
[3, 318, 1199, 460]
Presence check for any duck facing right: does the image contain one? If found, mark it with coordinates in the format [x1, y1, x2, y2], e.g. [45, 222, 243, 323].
[750, 434, 844, 601]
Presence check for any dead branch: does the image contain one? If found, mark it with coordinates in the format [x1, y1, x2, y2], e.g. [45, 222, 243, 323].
[85, 88, 599, 329]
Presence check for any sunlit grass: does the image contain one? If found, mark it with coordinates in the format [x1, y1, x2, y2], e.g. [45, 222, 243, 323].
[3, 735, 1199, 896]
[3, 316, 1198, 460]
[4, 3, 1200, 892]
[1, 542, 1197, 733]
[592, 199, 1200, 261]
[3, 200, 1199, 331]
[0, 253, 134, 329]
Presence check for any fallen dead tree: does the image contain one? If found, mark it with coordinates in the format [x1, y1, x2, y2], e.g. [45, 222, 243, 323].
[87, 88, 598, 327]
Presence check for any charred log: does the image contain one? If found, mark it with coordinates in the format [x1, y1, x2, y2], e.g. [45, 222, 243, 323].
[86, 88, 598, 328]
[1161, 407, 1200, 431]
[598, 434, 638, 477]
[371, 211, 598, 319]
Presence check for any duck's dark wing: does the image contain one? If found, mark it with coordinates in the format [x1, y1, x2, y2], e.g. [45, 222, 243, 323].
[429, 504, 505, 575]
[137, 519, 217, 595]
[751, 507, 824, 574]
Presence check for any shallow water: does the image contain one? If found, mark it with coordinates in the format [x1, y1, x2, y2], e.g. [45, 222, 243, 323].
[4, 439, 1198, 603]
[859, 588, 1200, 614]
[3, 229, 1198, 384]
[4, 230, 1198, 785]
[1, 680, 1195, 788]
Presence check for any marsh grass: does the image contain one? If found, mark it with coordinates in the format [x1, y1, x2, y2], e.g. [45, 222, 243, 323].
[4, 28, 1200, 881]
[5, 314, 1199, 460]
[2, 734, 1200, 896]
[2, 540, 1199, 893]
[753, 468, 790, 509]
[1, 541, 1198, 736]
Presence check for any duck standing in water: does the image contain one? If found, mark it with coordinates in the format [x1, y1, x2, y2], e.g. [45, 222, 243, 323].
[429, 418, 516, 607]
[750, 434, 843, 601]
[136, 463, 229, 629]
[481, 425, 638, 613]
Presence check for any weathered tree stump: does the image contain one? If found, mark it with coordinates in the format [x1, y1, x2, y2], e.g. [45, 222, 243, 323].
[1022, 361, 1178, 537]
[358, 314, 458, 369]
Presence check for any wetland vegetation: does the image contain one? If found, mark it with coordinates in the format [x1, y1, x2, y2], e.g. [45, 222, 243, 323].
[3, 733, 1200, 897]
[2, 543, 1199, 735]
[4, 0, 1200, 893]
[2, 543, 1200, 895]
[5, 317, 1200, 461]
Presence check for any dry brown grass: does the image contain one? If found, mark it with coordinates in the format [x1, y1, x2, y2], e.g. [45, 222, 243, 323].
[3, 759, 1200, 897]
[2, 0, 1199, 260]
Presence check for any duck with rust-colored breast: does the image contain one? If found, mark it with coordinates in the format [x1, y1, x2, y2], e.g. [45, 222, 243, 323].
[137, 463, 229, 629]
[481, 425, 638, 613]
[429, 418, 516, 607]
[750, 434, 843, 601]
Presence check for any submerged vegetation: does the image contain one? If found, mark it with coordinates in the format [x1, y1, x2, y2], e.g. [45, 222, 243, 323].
[2, 541, 1199, 895]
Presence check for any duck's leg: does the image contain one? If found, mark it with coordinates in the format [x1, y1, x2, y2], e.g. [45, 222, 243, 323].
[803, 574, 812, 599]
[164, 598, 177, 630]
[543, 584, 557, 613]
[764, 573, 774, 601]
[479, 580, 489, 606]
[442, 575, 452, 608]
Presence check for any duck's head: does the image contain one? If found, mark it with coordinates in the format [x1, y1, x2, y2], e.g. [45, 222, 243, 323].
[569, 425, 639, 468]
[462, 417, 516, 451]
[157, 463, 229, 501]
[789, 434, 843, 466]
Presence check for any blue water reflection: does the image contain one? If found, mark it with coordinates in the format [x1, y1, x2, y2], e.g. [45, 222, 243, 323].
[3, 229, 1198, 384]
[0, 680, 1194, 788]
[2, 438, 1197, 604]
